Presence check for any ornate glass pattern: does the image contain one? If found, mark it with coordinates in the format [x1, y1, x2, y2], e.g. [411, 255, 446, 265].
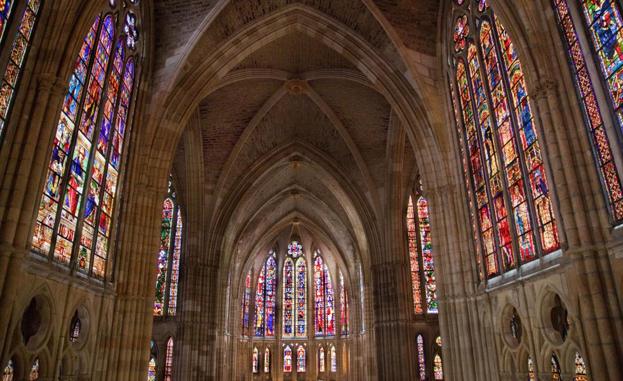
[314, 252, 335, 336]
[553, 0, 623, 221]
[28, 358, 39, 381]
[252, 347, 259, 373]
[164, 338, 173, 381]
[454, 15, 469, 52]
[417, 196, 438, 313]
[32, 7, 140, 279]
[575, 352, 589, 381]
[254, 252, 277, 337]
[2, 359, 14, 381]
[283, 258, 294, 337]
[0, 0, 42, 143]
[417, 334, 426, 381]
[551, 353, 561, 380]
[264, 348, 270, 373]
[319, 346, 325, 372]
[295, 257, 307, 338]
[241, 270, 252, 333]
[147, 357, 157, 381]
[330, 345, 337, 373]
[153, 178, 183, 317]
[296, 345, 306, 373]
[434, 354, 443, 380]
[339, 271, 349, 336]
[450, 1, 560, 280]
[528, 356, 537, 381]
[283, 346, 293, 373]
[283, 241, 307, 338]
[407, 196, 424, 314]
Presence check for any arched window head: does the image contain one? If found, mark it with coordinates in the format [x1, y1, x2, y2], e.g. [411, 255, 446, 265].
[69, 311, 81, 343]
[283, 345, 293, 373]
[551, 353, 561, 380]
[28, 358, 39, 381]
[416, 334, 426, 381]
[318, 346, 325, 373]
[264, 348, 271, 373]
[527, 356, 536, 381]
[147, 340, 157, 381]
[296, 345, 306, 373]
[2, 358, 15, 381]
[254, 252, 277, 337]
[154, 176, 183, 317]
[433, 354, 443, 380]
[164, 337, 174, 381]
[284, 239, 306, 338]
[241, 270, 252, 334]
[31, 1, 141, 281]
[449, 0, 560, 282]
[0, 0, 43, 145]
[330, 345, 337, 373]
[252, 347, 259, 374]
[339, 271, 349, 336]
[313, 251, 335, 336]
[574, 352, 589, 381]
[552, 0, 623, 223]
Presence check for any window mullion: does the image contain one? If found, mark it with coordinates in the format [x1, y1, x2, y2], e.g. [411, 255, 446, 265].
[46, 17, 104, 262]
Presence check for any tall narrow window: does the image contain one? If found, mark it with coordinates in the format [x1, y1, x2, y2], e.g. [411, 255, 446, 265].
[0, 0, 42, 144]
[2, 359, 14, 381]
[574, 352, 589, 381]
[295, 257, 306, 338]
[339, 271, 349, 336]
[330, 345, 337, 373]
[154, 178, 183, 317]
[296, 345, 306, 373]
[433, 354, 443, 380]
[528, 356, 537, 381]
[252, 347, 259, 373]
[147, 340, 157, 381]
[254, 252, 277, 337]
[314, 252, 335, 336]
[552, 0, 623, 222]
[32, 2, 141, 280]
[164, 337, 174, 381]
[417, 334, 426, 381]
[551, 353, 561, 380]
[28, 358, 39, 381]
[241, 270, 252, 334]
[283, 257, 294, 337]
[449, 0, 560, 280]
[318, 346, 326, 372]
[264, 348, 271, 373]
[283, 345, 293, 373]
[407, 195, 424, 314]
[417, 194, 438, 313]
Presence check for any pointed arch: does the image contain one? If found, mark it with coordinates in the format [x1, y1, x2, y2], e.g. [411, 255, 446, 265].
[574, 352, 589, 380]
[252, 347, 259, 373]
[416, 334, 426, 381]
[330, 345, 337, 373]
[313, 251, 335, 336]
[264, 348, 271, 373]
[318, 346, 325, 373]
[551, 353, 562, 380]
[254, 252, 277, 337]
[296, 345, 306, 373]
[283, 345, 293, 373]
[339, 271, 349, 336]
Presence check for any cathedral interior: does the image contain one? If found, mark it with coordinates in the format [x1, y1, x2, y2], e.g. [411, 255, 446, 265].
[0, 0, 622, 380]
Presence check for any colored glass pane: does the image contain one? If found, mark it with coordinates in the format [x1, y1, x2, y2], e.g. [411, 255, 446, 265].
[330, 345, 337, 372]
[340, 271, 349, 336]
[252, 347, 259, 373]
[434, 354, 443, 380]
[0, 0, 42, 143]
[254, 253, 277, 337]
[528, 356, 537, 380]
[154, 197, 173, 316]
[407, 196, 424, 314]
[325, 263, 335, 336]
[554, 0, 623, 220]
[241, 270, 252, 332]
[288, 240, 303, 257]
[283, 346, 292, 373]
[575, 352, 589, 380]
[28, 358, 39, 381]
[296, 346, 306, 372]
[454, 15, 469, 52]
[2, 359, 14, 381]
[314, 254, 325, 336]
[551, 354, 561, 380]
[164, 338, 173, 381]
[295, 257, 306, 338]
[264, 348, 270, 373]
[417, 335, 426, 381]
[319, 346, 325, 372]
[168, 210, 182, 315]
[282, 258, 294, 337]
[418, 196, 438, 313]
[147, 357, 156, 381]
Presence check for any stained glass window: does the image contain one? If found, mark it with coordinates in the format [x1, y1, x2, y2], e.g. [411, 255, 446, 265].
[417, 334, 426, 381]
[241, 270, 252, 334]
[283, 258, 294, 337]
[31, 2, 141, 280]
[434, 354, 443, 380]
[164, 337, 173, 381]
[330, 345, 337, 372]
[2, 359, 14, 381]
[528, 356, 537, 381]
[296, 345, 306, 373]
[407, 196, 424, 314]
[28, 358, 39, 381]
[575, 352, 589, 381]
[319, 346, 326, 372]
[252, 347, 259, 373]
[449, 0, 560, 280]
[147, 340, 157, 381]
[339, 271, 349, 336]
[295, 257, 306, 337]
[551, 0, 623, 222]
[264, 348, 270, 373]
[254, 252, 277, 337]
[417, 195, 438, 313]
[314, 252, 335, 336]
[154, 178, 183, 317]
[551, 353, 561, 380]
[0, 0, 42, 144]
[283, 346, 293, 373]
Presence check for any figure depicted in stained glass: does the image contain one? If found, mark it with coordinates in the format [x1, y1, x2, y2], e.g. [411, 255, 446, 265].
[255, 252, 277, 337]
[574, 352, 589, 381]
[252, 347, 259, 373]
[417, 335, 426, 381]
[264, 348, 271, 373]
[283, 346, 293, 373]
[330, 345, 337, 373]
[164, 338, 174, 381]
[296, 345, 306, 373]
